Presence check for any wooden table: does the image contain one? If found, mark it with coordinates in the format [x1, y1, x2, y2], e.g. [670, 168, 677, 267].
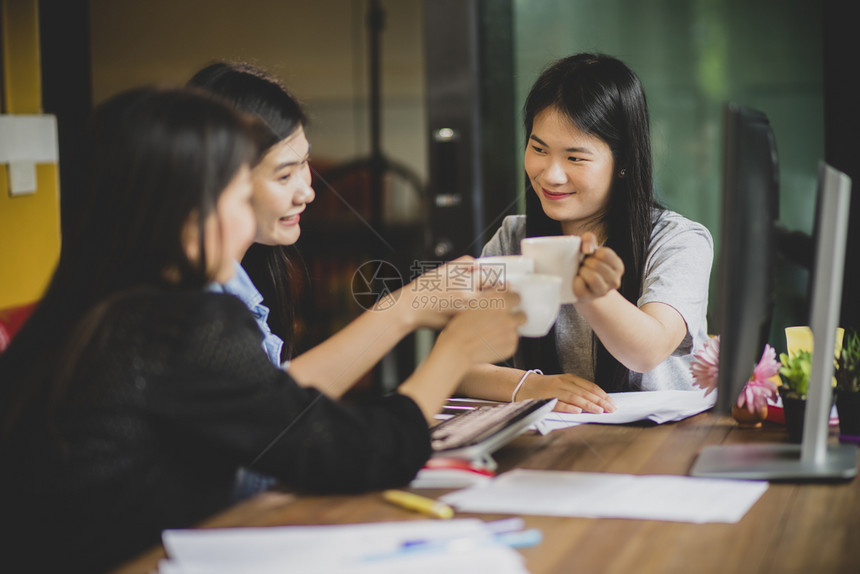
[113, 413, 860, 574]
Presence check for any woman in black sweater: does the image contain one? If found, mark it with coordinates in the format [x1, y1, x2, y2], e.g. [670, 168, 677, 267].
[0, 87, 521, 573]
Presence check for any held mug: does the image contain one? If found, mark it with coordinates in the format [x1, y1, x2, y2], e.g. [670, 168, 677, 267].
[505, 273, 562, 337]
[520, 235, 583, 304]
[474, 255, 535, 290]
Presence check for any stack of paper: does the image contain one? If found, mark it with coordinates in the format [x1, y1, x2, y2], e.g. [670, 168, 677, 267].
[158, 519, 529, 574]
[440, 469, 767, 524]
[537, 389, 717, 433]
[409, 467, 494, 489]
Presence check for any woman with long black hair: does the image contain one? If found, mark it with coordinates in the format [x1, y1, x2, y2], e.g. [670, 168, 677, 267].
[189, 62, 478, 400]
[458, 53, 713, 413]
[0, 86, 521, 573]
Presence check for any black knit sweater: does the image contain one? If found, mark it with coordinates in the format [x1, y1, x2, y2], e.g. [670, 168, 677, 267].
[2, 291, 430, 573]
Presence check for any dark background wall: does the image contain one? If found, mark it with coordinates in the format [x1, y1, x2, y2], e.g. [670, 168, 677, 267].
[35, 0, 860, 351]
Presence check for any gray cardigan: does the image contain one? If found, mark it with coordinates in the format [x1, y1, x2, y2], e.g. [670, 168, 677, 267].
[482, 209, 713, 391]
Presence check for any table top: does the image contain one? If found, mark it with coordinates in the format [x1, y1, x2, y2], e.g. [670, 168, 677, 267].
[113, 413, 860, 574]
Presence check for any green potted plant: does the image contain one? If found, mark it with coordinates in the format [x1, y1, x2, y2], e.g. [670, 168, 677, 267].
[779, 349, 812, 443]
[835, 329, 860, 441]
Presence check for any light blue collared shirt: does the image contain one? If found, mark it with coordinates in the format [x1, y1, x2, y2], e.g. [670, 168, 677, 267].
[209, 261, 285, 367]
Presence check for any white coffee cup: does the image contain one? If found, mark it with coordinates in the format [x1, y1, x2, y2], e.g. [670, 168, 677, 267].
[475, 255, 535, 290]
[505, 273, 562, 337]
[521, 235, 583, 303]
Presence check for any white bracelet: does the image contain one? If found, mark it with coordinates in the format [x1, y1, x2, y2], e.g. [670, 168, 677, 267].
[511, 369, 543, 402]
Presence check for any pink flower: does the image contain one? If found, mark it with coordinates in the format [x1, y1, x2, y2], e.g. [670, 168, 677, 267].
[691, 336, 720, 395]
[751, 344, 780, 382]
[737, 344, 780, 413]
[690, 338, 780, 413]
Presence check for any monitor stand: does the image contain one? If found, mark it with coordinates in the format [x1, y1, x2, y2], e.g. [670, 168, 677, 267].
[691, 442, 857, 480]
[691, 163, 857, 481]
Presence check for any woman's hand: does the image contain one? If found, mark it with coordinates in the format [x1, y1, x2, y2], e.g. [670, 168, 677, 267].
[398, 256, 481, 329]
[519, 371, 617, 414]
[573, 232, 624, 303]
[435, 290, 525, 365]
[398, 291, 525, 423]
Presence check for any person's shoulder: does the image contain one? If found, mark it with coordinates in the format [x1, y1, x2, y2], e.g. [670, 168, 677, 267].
[492, 214, 527, 242]
[650, 208, 713, 247]
[181, 291, 257, 330]
[501, 214, 526, 233]
[111, 289, 253, 330]
[125, 291, 263, 365]
[483, 215, 526, 257]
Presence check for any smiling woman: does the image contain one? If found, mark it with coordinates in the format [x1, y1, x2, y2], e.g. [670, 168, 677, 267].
[189, 62, 521, 403]
[189, 63, 314, 365]
[188, 62, 528, 500]
[457, 53, 714, 413]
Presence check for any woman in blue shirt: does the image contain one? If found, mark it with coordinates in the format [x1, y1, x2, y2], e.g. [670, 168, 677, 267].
[190, 63, 473, 397]
[189, 63, 313, 365]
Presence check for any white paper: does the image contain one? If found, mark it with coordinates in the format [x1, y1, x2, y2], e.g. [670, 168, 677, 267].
[159, 519, 528, 574]
[537, 389, 716, 432]
[441, 469, 767, 524]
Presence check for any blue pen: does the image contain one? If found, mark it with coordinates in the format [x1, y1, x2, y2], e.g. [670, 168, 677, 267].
[405, 528, 542, 550]
[361, 525, 542, 562]
[400, 517, 525, 550]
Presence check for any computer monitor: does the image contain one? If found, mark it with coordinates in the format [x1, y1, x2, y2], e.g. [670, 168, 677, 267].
[713, 104, 780, 415]
[690, 104, 856, 480]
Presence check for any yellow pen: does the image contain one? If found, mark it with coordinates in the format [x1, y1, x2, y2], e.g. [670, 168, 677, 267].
[382, 489, 454, 519]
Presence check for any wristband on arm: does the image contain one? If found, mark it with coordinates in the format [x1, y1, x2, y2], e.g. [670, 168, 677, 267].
[511, 369, 543, 402]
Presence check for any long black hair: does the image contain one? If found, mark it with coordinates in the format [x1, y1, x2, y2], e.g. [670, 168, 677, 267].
[521, 53, 659, 391]
[188, 62, 308, 361]
[0, 86, 264, 436]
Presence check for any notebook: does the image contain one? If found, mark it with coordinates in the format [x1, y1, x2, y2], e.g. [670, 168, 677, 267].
[429, 398, 556, 468]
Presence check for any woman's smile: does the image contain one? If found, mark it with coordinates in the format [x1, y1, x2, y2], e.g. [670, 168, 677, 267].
[540, 187, 574, 201]
[279, 212, 303, 226]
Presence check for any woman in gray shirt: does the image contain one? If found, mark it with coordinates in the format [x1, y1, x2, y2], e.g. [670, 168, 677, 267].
[458, 53, 713, 413]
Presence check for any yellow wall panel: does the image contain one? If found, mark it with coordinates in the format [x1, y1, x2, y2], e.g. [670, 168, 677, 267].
[1, 0, 61, 310]
[1, 0, 42, 113]
[0, 163, 61, 309]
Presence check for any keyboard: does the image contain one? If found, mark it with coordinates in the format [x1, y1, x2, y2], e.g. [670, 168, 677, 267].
[430, 398, 557, 466]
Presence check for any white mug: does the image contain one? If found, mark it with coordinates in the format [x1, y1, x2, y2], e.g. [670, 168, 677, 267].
[475, 255, 535, 290]
[505, 273, 562, 337]
[521, 235, 583, 304]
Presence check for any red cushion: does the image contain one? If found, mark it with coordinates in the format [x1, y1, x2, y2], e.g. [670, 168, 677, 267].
[0, 302, 37, 352]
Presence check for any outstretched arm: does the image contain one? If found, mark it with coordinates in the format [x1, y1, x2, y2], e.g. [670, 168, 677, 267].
[457, 363, 616, 414]
[573, 232, 688, 373]
[287, 297, 416, 398]
[576, 294, 687, 373]
[288, 257, 481, 398]
[398, 293, 524, 424]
